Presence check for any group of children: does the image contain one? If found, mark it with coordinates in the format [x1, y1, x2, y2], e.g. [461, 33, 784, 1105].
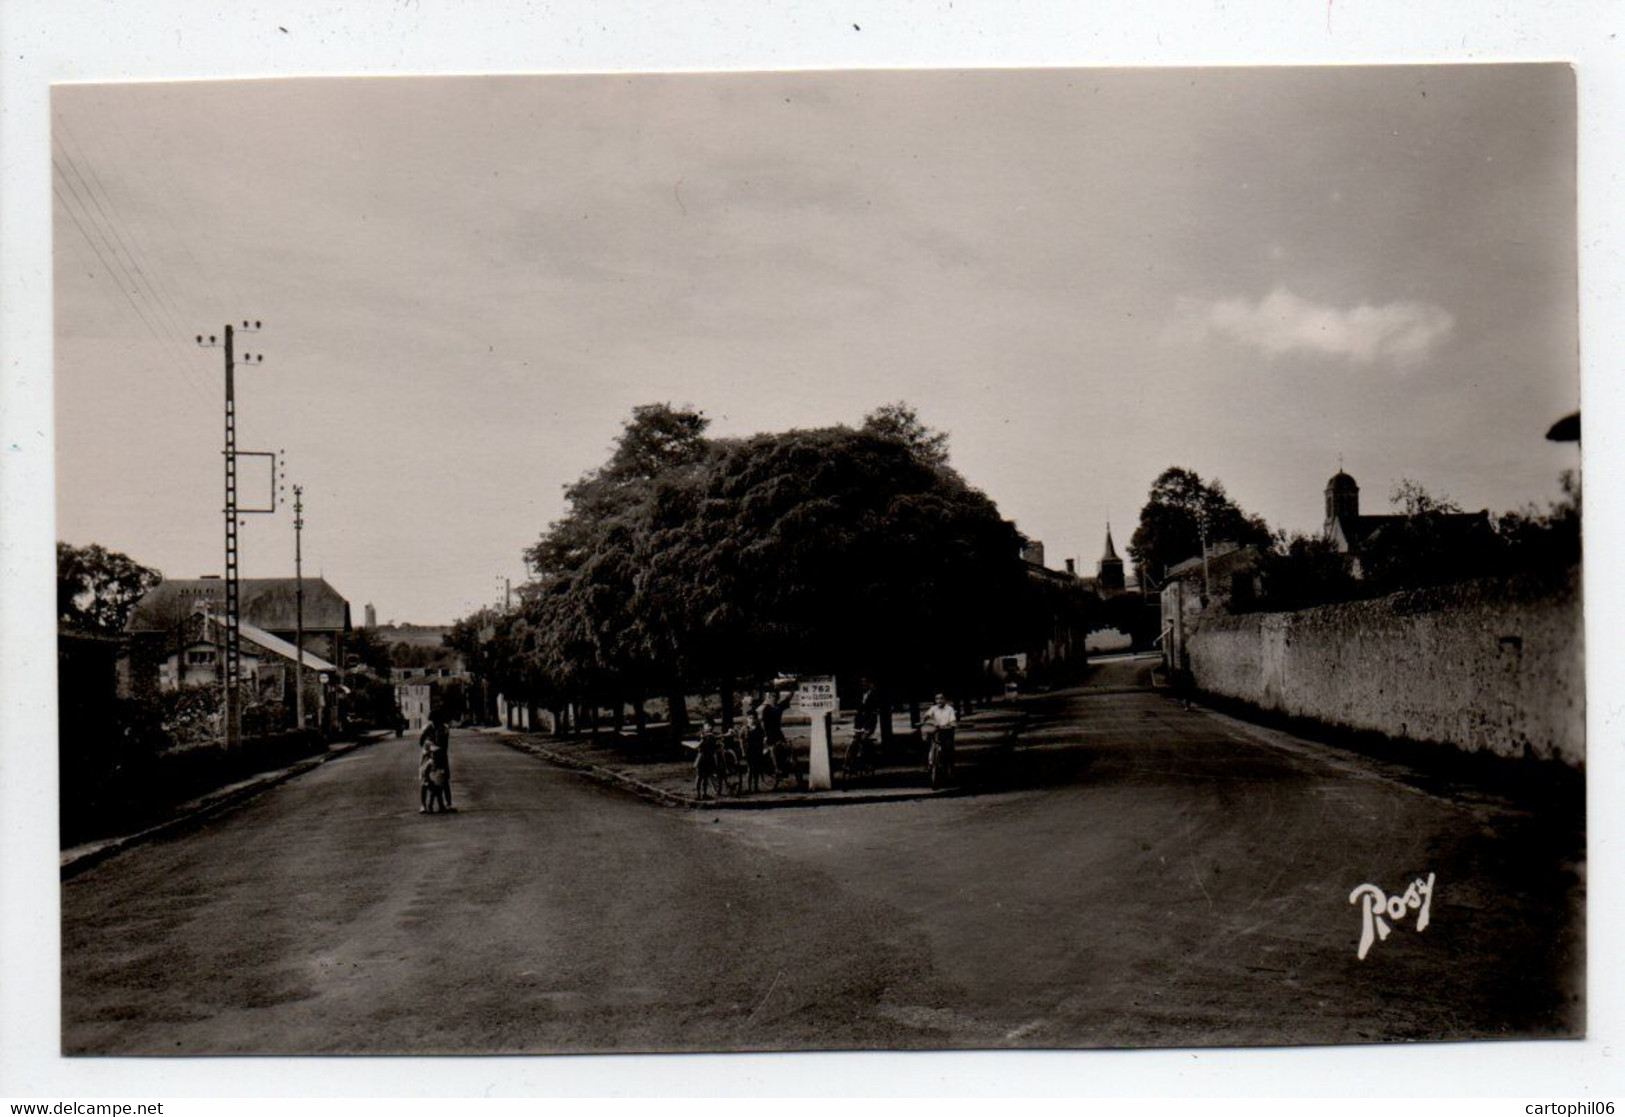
[693, 693, 792, 798]
[691, 687, 961, 797]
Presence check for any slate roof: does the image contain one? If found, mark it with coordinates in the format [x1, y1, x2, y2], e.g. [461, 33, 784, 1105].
[234, 617, 338, 671]
[1330, 511, 1489, 550]
[1164, 541, 1250, 581]
[164, 615, 337, 671]
[127, 577, 351, 634]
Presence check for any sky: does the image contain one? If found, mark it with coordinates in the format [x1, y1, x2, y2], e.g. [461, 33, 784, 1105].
[52, 65, 1578, 623]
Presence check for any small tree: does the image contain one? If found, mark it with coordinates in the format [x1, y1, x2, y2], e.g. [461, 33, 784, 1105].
[57, 542, 162, 636]
[1359, 480, 1496, 592]
[1254, 532, 1361, 610]
[1390, 478, 1463, 517]
[1495, 469, 1581, 577]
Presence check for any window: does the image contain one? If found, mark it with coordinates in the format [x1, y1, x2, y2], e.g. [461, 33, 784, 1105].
[187, 650, 217, 665]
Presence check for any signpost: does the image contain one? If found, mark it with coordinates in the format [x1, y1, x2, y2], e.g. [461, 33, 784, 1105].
[795, 675, 839, 790]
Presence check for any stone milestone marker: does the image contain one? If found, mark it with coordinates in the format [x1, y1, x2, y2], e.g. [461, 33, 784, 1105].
[795, 675, 839, 790]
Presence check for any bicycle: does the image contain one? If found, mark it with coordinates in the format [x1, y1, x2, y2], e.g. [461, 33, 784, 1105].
[762, 736, 802, 791]
[840, 728, 877, 786]
[719, 737, 746, 796]
[693, 735, 728, 800]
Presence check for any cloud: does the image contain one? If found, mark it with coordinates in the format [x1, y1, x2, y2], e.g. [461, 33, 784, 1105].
[1198, 287, 1454, 368]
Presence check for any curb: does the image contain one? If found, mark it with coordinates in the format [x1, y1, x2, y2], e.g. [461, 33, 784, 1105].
[490, 731, 959, 810]
[60, 734, 385, 880]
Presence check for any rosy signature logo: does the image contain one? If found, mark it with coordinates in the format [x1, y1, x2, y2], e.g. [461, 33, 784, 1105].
[1349, 873, 1435, 960]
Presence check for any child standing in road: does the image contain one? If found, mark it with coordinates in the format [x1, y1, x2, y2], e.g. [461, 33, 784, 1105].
[419, 711, 453, 812]
[739, 710, 764, 793]
[694, 718, 722, 799]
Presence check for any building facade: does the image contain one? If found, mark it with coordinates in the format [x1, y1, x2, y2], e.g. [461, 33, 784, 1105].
[123, 576, 352, 703]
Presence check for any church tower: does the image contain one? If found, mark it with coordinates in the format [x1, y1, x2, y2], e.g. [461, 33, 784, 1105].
[1324, 470, 1360, 537]
[1097, 524, 1126, 594]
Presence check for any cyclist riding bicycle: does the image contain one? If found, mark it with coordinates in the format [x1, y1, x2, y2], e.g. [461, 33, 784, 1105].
[922, 693, 957, 785]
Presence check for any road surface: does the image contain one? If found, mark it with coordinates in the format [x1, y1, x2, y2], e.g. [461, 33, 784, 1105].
[62, 683, 1582, 1053]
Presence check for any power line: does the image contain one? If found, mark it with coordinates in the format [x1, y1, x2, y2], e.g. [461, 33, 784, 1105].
[52, 180, 206, 401]
[65, 102, 241, 341]
[53, 124, 216, 382]
[52, 164, 162, 339]
[51, 136, 214, 396]
[52, 162, 209, 400]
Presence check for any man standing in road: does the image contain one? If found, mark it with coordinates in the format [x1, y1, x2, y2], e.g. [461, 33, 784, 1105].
[420, 710, 453, 811]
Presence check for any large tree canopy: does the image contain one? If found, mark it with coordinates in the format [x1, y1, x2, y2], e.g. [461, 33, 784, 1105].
[57, 542, 162, 636]
[476, 402, 1051, 711]
[638, 424, 1029, 687]
[1128, 467, 1273, 589]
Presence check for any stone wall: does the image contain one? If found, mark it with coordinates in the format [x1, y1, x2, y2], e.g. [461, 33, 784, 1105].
[1185, 571, 1583, 766]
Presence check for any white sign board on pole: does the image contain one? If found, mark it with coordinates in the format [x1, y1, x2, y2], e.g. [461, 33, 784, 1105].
[794, 675, 838, 714]
[795, 676, 838, 790]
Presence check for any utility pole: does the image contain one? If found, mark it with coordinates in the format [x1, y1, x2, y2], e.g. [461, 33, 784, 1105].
[293, 484, 306, 731]
[1199, 518, 1211, 606]
[197, 320, 273, 749]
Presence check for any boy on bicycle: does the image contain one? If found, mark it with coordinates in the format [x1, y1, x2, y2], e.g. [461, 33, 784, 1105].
[924, 693, 957, 765]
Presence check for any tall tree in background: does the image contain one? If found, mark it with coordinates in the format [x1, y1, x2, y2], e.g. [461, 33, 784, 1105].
[57, 542, 162, 636]
[1128, 467, 1273, 589]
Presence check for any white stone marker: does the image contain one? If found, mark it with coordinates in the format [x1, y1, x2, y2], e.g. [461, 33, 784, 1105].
[795, 675, 839, 790]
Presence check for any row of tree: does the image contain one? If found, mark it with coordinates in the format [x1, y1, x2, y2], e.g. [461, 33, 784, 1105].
[345, 626, 464, 675]
[447, 402, 1090, 734]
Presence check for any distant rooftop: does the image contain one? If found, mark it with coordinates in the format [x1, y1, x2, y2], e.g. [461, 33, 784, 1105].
[128, 577, 351, 634]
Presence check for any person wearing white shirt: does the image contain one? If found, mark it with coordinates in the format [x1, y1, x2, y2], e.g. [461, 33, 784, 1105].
[923, 693, 957, 785]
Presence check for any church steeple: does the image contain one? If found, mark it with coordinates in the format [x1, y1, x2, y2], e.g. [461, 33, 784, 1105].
[1325, 470, 1360, 536]
[1097, 523, 1125, 593]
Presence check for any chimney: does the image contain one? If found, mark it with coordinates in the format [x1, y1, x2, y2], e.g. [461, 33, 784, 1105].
[1065, 558, 1076, 575]
[1021, 540, 1046, 568]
